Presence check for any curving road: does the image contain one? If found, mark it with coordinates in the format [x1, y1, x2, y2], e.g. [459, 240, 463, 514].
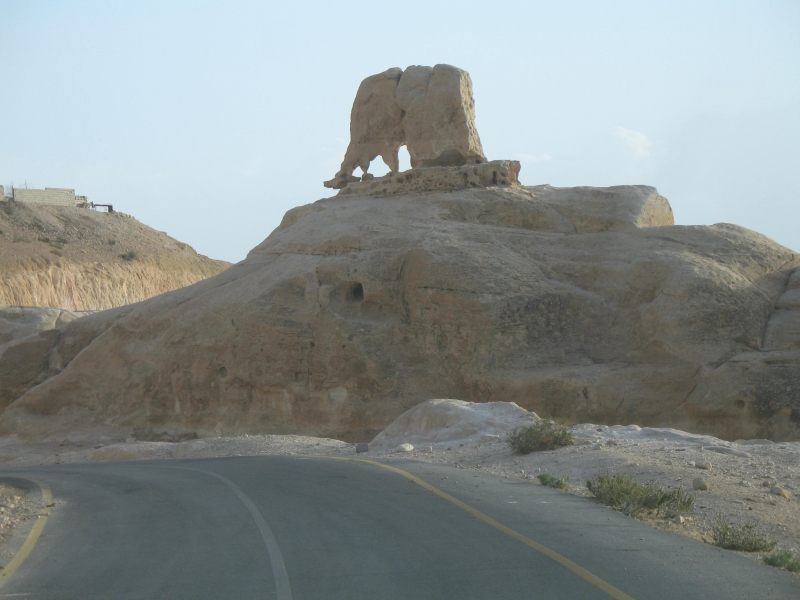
[0, 456, 798, 599]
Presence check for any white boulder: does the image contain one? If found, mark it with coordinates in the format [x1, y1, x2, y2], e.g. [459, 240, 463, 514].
[370, 399, 538, 450]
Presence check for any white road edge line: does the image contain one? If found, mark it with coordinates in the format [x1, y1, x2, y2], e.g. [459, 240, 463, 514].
[166, 467, 292, 600]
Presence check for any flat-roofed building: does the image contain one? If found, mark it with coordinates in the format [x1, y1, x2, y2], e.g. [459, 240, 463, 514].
[12, 187, 82, 206]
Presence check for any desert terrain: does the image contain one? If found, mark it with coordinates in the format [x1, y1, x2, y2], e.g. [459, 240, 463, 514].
[0, 200, 229, 312]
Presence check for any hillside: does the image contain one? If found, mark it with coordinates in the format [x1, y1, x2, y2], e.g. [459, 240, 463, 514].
[1, 183, 797, 444]
[0, 201, 229, 311]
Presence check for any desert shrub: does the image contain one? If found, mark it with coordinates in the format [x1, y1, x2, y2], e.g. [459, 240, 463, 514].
[763, 551, 800, 572]
[711, 517, 777, 552]
[586, 472, 695, 518]
[119, 251, 137, 262]
[50, 249, 62, 256]
[56, 236, 69, 244]
[108, 239, 116, 245]
[38, 236, 51, 243]
[537, 473, 569, 489]
[508, 419, 573, 454]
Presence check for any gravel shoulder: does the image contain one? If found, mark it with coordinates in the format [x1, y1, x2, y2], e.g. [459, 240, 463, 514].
[0, 426, 797, 572]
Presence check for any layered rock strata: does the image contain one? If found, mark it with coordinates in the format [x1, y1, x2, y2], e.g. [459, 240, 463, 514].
[0, 182, 797, 443]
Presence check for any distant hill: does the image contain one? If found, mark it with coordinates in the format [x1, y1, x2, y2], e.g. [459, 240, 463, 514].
[0, 201, 229, 311]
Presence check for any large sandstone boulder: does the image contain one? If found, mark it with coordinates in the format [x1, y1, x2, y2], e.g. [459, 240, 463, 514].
[397, 64, 485, 168]
[325, 64, 486, 189]
[0, 184, 797, 442]
[334, 68, 406, 184]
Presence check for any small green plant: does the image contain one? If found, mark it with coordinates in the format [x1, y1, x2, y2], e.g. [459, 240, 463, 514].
[50, 249, 62, 256]
[56, 236, 69, 244]
[711, 517, 777, 552]
[537, 473, 569, 489]
[763, 550, 800, 572]
[119, 251, 137, 262]
[508, 419, 574, 454]
[108, 239, 116, 245]
[38, 236, 51, 243]
[586, 472, 695, 518]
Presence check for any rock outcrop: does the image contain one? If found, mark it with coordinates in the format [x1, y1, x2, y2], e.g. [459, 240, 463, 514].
[0, 182, 797, 443]
[0, 201, 230, 311]
[338, 160, 521, 197]
[325, 64, 486, 189]
[1, 305, 90, 347]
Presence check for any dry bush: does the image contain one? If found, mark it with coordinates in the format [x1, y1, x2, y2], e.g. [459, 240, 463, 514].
[586, 472, 695, 518]
[508, 419, 573, 454]
[711, 517, 777, 552]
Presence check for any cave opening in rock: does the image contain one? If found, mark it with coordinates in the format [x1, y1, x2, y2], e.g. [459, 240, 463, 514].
[350, 283, 364, 303]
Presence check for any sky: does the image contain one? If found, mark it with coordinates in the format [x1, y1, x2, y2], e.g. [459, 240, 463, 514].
[1, 0, 798, 262]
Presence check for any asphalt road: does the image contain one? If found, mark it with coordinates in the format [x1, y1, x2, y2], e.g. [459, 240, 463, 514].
[1, 456, 798, 599]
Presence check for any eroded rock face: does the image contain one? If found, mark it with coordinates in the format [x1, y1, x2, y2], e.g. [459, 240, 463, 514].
[331, 68, 406, 188]
[397, 65, 485, 168]
[0, 305, 90, 346]
[338, 160, 521, 197]
[0, 186, 797, 443]
[325, 64, 486, 189]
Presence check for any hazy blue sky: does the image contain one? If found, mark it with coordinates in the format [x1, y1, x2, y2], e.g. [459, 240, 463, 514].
[2, 0, 798, 262]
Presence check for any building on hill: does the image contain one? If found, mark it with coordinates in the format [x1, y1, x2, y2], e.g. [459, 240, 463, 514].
[10, 187, 88, 207]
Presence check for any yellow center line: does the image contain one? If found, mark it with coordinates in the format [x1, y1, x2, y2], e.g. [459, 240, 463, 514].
[322, 456, 635, 600]
[0, 480, 53, 589]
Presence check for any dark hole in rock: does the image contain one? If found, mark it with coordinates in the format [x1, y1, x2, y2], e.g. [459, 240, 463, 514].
[350, 283, 364, 302]
[492, 171, 498, 184]
[734, 399, 745, 409]
[219, 366, 228, 379]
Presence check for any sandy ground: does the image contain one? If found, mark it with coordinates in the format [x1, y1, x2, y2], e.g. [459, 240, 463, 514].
[0, 424, 798, 573]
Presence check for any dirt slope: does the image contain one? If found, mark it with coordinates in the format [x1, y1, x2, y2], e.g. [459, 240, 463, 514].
[0, 201, 229, 311]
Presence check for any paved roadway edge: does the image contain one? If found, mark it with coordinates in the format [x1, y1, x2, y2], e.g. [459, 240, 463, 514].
[0, 479, 52, 589]
[323, 456, 635, 600]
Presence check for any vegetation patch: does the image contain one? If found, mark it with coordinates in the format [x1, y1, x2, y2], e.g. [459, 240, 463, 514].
[508, 419, 574, 454]
[119, 251, 137, 262]
[586, 472, 695, 518]
[711, 517, 777, 552]
[537, 473, 569, 489]
[38, 236, 51, 243]
[763, 550, 800, 572]
[50, 249, 62, 257]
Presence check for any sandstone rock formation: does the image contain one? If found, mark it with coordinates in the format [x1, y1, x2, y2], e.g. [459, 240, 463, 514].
[0, 304, 90, 346]
[0, 201, 229, 311]
[324, 64, 486, 189]
[338, 160, 521, 197]
[0, 183, 797, 444]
